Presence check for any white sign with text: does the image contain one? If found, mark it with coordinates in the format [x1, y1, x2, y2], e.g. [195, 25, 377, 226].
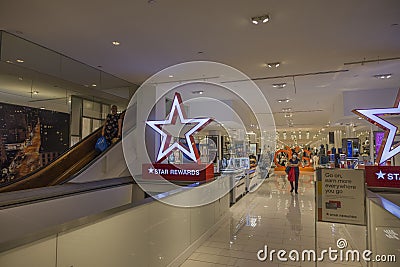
[319, 169, 365, 225]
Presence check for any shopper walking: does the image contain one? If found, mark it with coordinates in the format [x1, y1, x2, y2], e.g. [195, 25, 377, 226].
[288, 152, 300, 194]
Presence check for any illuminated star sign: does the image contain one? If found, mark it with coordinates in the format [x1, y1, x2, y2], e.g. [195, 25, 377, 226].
[146, 92, 211, 163]
[352, 89, 400, 165]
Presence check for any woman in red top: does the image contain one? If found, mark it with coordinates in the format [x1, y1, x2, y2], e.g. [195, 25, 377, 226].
[288, 152, 300, 194]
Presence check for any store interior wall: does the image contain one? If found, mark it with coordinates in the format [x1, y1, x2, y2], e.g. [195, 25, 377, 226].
[0, 31, 137, 177]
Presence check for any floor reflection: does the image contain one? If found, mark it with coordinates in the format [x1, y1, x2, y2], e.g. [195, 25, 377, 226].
[287, 194, 302, 240]
[181, 170, 366, 267]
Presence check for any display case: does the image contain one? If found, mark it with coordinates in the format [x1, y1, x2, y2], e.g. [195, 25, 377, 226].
[245, 167, 257, 191]
[221, 168, 245, 204]
[346, 157, 358, 169]
[342, 138, 360, 158]
[221, 135, 233, 160]
[198, 135, 219, 172]
[367, 191, 400, 267]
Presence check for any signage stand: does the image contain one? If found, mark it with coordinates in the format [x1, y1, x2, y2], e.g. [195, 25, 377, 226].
[314, 168, 367, 266]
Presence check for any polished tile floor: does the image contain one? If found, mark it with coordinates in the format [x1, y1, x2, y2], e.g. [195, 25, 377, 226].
[180, 171, 367, 267]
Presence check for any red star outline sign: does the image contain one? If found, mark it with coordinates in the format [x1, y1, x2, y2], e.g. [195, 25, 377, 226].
[146, 92, 212, 163]
[352, 88, 400, 165]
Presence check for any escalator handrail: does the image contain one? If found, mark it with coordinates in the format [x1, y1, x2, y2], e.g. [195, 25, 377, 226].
[59, 137, 123, 185]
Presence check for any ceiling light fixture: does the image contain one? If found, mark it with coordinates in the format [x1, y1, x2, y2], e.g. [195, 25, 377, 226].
[277, 98, 290, 103]
[192, 90, 204, 95]
[168, 75, 174, 78]
[267, 62, 280, 68]
[374, 73, 392, 79]
[282, 107, 292, 112]
[272, 83, 287, 88]
[284, 113, 293, 118]
[91, 84, 97, 87]
[16, 59, 24, 63]
[251, 14, 270, 25]
[112, 41, 120, 46]
[40, 107, 45, 110]
[33, 91, 39, 95]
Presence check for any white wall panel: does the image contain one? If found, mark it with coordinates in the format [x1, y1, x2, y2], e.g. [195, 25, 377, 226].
[0, 236, 56, 267]
[0, 185, 132, 243]
[0, 184, 230, 266]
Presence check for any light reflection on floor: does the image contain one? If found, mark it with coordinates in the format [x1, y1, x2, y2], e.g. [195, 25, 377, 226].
[180, 171, 366, 267]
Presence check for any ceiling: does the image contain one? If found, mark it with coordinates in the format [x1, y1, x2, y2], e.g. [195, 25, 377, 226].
[0, 0, 400, 146]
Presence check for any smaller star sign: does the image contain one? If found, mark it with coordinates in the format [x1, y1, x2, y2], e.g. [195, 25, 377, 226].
[148, 168, 154, 174]
[376, 170, 386, 179]
[352, 89, 400, 165]
[146, 92, 212, 163]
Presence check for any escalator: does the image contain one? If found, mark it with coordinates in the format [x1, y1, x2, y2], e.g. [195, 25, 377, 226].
[0, 125, 123, 193]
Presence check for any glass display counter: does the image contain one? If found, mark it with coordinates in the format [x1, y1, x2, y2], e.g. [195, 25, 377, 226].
[367, 190, 400, 267]
[221, 168, 245, 204]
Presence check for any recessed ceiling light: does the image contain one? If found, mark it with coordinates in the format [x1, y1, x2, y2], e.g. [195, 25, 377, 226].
[374, 73, 392, 79]
[358, 117, 363, 120]
[251, 14, 270, 25]
[33, 91, 39, 95]
[192, 90, 204, 95]
[91, 84, 97, 87]
[272, 83, 287, 88]
[6, 60, 13, 64]
[112, 41, 120, 46]
[169, 75, 174, 78]
[16, 59, 24, 63]
[284, 113, 293, 118]
[267, 62, 280, 68]
[40, 107, 45, 110]
[282, 107, 292, 112]
[277, 98, 290, 103]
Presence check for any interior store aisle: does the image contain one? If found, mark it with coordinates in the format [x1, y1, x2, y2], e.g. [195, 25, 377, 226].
[180, 171, 365, 267]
